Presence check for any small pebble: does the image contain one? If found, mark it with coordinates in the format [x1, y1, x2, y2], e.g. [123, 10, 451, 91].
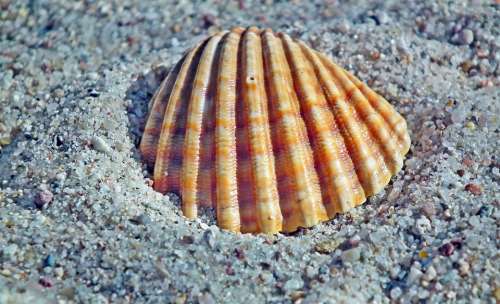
[344, 234, 360, 249]
[202, 14, 217, 28]
[44, 254, 55, 267]
[462, 157, 475, 167]
[154, 260, 169, 279]
[283, 278, 304, 292]
[54, 267, 64, 279]
[53, 88, 65, 98]
[458, 259, 470, 276]
[374, 11, 390, 24]
[87, 72, 99, 81]
[314, 238, 344, 254]
[290, 290, 305, 302]
[423, 266, 437, 282]
[407, 265, 423, 283]
[446, 291, 456, 299]
[130, 214, 151, 225]
[305, 266, 317, 279]
[2, 244, 18, 261]
[421, 202, 436, 217]
[390, 287, 402, 299]
[335, 19, 351, 33]
[197, 292, 216, 304]
[465, 121, 476, 130]
[341, 246, 361, 264]
[35, 189, 54, 208]
[476, 205, 492, 217]
[458, 29, 474, 45]
[0, 136, 11, 146]
[414, 216, 432, 235]
[439, 242, 455, 256]
[174, 294, 187, 304]
[204, 228, 217, 249]
[494, 287, 500, 302]
[465, 183, 482, 195]
[234, 248, 245, 260]
[39, 277, 53, 288]
[91, 136, 112, 155]
[88, 89, 100, 97]
[418, 289, 430, 299]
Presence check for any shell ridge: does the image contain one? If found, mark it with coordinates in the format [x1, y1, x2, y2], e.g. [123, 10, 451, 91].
[263, 30, 305, 231]
[214, 30, 242, 232]
[196, 46, 221, 210]
[318, 51, 410, 153]
[296, 45, 366, 205]
[331, 59, 408, 152]
[240, 28, 282, 233]
[237, 29, 264, 233]
[297, 42, 367, 202]
[349, 72, 411, 154]
[298, 41, 384, 197]
[181, 32, 225, 218]
[235, 31, 258, 233]
[152, 42, 206, 194]
[325, 65, 392, 196]
[317, 54, 404, 175]
[282, 34, 362, 215]
[330, 65, 403, 174]
[263, 31, 326, 232]
[343, 71, 407, 139]
[140, 55, 185, 168]
[278, 35, 329, 225]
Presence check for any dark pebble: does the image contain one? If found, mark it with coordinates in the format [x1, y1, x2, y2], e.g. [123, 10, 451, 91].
[202, 14, 217, 28]
[465, 183, 482, 195]
[35, 190, 54, 208]
[234, 248, 245, 260]
[450, 239, 463, 249]
[260, 262, 271, 270]
[439, 242, 455, 256]
[39, 277, 53, 288]
[476, 205, 492, 217]
[44, 254, 55, 267]
[87, 88, 100, 97]
[130, 214, 151, 225]
[225, 264, 235, 275]
[180, 235, 194, 245]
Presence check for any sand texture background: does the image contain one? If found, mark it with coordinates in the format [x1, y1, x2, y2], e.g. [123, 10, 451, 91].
[0, 0, 499, 303]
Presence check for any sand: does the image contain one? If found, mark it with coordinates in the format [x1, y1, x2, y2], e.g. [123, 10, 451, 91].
[0, 0, 498, 303]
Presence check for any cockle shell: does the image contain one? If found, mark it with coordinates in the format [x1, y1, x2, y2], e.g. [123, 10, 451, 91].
[140, 27, 411, 234]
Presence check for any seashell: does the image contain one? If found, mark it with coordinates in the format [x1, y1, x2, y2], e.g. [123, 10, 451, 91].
[140, 27, 411, 234]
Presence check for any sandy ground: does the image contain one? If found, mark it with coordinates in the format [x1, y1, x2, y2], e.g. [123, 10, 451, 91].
[0, 0, 499, 303]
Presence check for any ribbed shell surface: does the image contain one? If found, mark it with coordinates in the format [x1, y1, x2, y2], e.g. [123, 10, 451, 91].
[140, 27, 411, 234]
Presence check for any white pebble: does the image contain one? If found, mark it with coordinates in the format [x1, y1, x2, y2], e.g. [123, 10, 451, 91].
[390, 287, 402, 299]
[341, 246, 361, 264]
[91, 136, 112, 155]
[414, 216, 432, 235]
[423, 266, 437, 282]
[459, 29, 474, 45]
[407, 265, 423, 284]
[2, 244, 18, 262]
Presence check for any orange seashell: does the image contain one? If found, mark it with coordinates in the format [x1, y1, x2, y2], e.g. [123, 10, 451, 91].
[140, 27, 411, 234]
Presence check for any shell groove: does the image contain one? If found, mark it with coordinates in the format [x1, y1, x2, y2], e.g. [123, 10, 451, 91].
[140, 27, 411, 234]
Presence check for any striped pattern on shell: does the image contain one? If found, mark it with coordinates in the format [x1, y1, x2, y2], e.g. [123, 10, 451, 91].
[140, 27, 411, 234]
